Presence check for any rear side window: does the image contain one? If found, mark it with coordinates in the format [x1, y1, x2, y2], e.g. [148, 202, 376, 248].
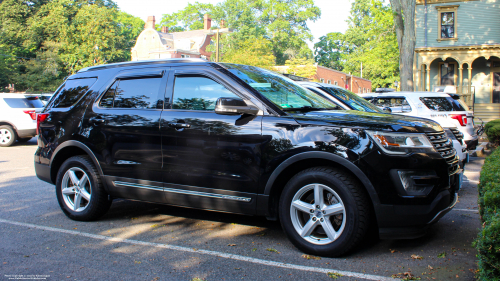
[99, 77, 162, 109]
[3, 97, 44, 108]
[420, 97, 465, 111]
[52, 78, 97, 108]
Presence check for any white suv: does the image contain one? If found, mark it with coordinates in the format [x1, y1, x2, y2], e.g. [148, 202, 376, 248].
[360, 90, 478, 150]
[0, 93, 45, 146]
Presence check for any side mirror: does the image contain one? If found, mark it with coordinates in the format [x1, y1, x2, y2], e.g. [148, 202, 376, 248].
[215, 97, 259, 115]
[383, 106, 392, 113]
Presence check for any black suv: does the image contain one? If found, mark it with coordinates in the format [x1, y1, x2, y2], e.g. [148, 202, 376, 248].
[35, 59, 460, 256]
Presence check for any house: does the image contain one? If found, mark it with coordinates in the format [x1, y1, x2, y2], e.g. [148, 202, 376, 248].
[131, 15, 231, 61]
[274, 65, 372, 94]
[413, 0, 500, 122]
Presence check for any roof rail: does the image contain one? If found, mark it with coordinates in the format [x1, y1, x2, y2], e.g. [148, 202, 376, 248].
[375, 88, 396, 93]
[78, 58, 208, 73]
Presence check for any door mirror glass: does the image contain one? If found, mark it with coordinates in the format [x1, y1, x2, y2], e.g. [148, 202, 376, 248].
[215, 97, 259, 115]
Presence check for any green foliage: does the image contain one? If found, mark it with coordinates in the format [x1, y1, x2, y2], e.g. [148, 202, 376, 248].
[485, 119, 500, 146]
[475, 148, 500, 280]
[313, 0, 400, 90]
[159, 0, 320, 65]
[0, 0, 144, 92]
[218, 37, 276, 69]
[284, 57, 317, 79]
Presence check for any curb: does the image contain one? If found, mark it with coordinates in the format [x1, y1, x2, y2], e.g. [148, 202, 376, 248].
[470, 142, 489, 157]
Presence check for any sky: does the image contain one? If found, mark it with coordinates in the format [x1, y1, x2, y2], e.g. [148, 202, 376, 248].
[113, 0, 353, 49]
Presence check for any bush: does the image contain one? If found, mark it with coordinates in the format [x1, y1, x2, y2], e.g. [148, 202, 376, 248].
[485, 119, 500, 146]
[475, 148, 500, 280]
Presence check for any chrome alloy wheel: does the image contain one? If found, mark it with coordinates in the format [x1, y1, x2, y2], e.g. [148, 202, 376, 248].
[0, 129, 12, 144]
[290, 184, 346, 245]
[61, 167, 92, 212]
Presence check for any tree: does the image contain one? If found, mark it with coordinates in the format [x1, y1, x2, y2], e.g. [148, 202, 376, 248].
[314, 32, 351, 71]
[389, 0, 416, 91]
[159, 0, 320, 64]
[313, 0, 400, 89]
[285, 57, 317, 79]
[219, 37, 276, 69]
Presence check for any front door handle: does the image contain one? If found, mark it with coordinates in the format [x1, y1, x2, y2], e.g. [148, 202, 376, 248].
[169, 123, 191, 129]
[90, 118, 106, 125]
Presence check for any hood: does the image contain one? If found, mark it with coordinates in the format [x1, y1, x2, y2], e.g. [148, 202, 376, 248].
[290, 110, 443, 133]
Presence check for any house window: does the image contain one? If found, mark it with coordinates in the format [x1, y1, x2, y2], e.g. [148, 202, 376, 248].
[334, 81, 338, 86]
[320, 78, 325, 83]
[327, 80, 331, 84]
[438, 62, 457, 86]
[181, 54, 190, 58]
[437, 5, 458, 41]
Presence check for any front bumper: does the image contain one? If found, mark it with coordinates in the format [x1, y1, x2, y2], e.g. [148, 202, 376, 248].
[378, 172, 460, 239]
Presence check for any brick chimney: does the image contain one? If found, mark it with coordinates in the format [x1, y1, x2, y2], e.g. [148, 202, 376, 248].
[145, 16, 155, 29]
[161, 26, 168, 33]
[204, 14, 211, 30]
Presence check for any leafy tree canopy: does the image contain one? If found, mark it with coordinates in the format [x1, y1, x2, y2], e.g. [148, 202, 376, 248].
[0, 0, 143, 92]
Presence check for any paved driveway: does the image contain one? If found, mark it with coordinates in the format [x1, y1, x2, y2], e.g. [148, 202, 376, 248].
[0, 138, 482, 280]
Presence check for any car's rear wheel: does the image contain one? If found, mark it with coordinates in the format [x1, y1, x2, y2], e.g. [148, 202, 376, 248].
[279, 167, 370, 257]
[0, 125, 16, 147]
[56, 156, 111, 221]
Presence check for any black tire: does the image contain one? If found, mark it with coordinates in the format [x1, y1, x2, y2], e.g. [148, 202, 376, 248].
[55, 156, 111, 221]
[279, 167, 371, 257]
[0, 125, 17, 147]
[17, 137, 32, 143]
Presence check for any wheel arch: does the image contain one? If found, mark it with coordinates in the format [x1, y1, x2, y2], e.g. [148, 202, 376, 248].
[0, 121, 18, 132]
[263, 151, 381, 219]
[50, 141, 105, 185]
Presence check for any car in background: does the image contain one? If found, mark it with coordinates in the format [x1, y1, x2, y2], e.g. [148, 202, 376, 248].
[361, 90, 478, 150]
[298, 82, 383, 113]
[0, 93, 44, 146]
[302, 84, 468, 170]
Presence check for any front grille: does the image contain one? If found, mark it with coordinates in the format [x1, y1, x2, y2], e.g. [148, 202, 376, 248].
[450, 128, 464, 145]
[426, 132, 459, 175]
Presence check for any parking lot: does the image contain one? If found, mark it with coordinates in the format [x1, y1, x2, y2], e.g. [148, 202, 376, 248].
[1, 138, 482, 280]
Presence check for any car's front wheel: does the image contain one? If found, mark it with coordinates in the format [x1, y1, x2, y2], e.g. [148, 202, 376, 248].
[279, 167, 370, 257]
[56, 156, 111, 221]
[0, 125, 16, 147]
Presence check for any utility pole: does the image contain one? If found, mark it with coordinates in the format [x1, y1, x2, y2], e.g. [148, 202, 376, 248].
[216, 29, 220, 62]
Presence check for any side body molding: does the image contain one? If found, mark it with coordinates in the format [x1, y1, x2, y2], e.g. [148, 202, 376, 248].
[50, 140, 105, 180]
[263, 151, 381, 206]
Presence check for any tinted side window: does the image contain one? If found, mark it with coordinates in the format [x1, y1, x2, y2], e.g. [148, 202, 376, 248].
[172, 76, 238, 111]
[112, 78, 162, 109]
[52, 78, 97, 108]
[3, 98, 44, 108]
[374, 97, 412, 112]
[420, 97, 465, 111]
[99, 81, 119, 108]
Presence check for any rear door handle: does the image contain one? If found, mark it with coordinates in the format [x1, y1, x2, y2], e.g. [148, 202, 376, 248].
[169, 123, 191, 129]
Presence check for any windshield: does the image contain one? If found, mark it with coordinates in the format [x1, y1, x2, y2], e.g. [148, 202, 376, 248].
[420, 97, 466, 111]
[220, 64, 341, 111]
[319, 87, 382, 113]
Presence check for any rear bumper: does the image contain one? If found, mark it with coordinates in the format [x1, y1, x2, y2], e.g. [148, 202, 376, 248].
[465, 138, 479, 150]
[17, 129, 36, 138]
[35, 162, 52, 184]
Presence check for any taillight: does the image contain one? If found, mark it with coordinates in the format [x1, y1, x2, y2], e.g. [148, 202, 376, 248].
[450, 114, 467, 126]
[23, 110, 37, 120]
[36, 113, 49, 135]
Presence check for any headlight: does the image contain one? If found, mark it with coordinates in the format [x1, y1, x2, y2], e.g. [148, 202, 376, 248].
[366, 131, 436, 155]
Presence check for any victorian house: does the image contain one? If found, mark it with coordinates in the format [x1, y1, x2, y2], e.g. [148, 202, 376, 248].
[414, 0, 500, 122]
